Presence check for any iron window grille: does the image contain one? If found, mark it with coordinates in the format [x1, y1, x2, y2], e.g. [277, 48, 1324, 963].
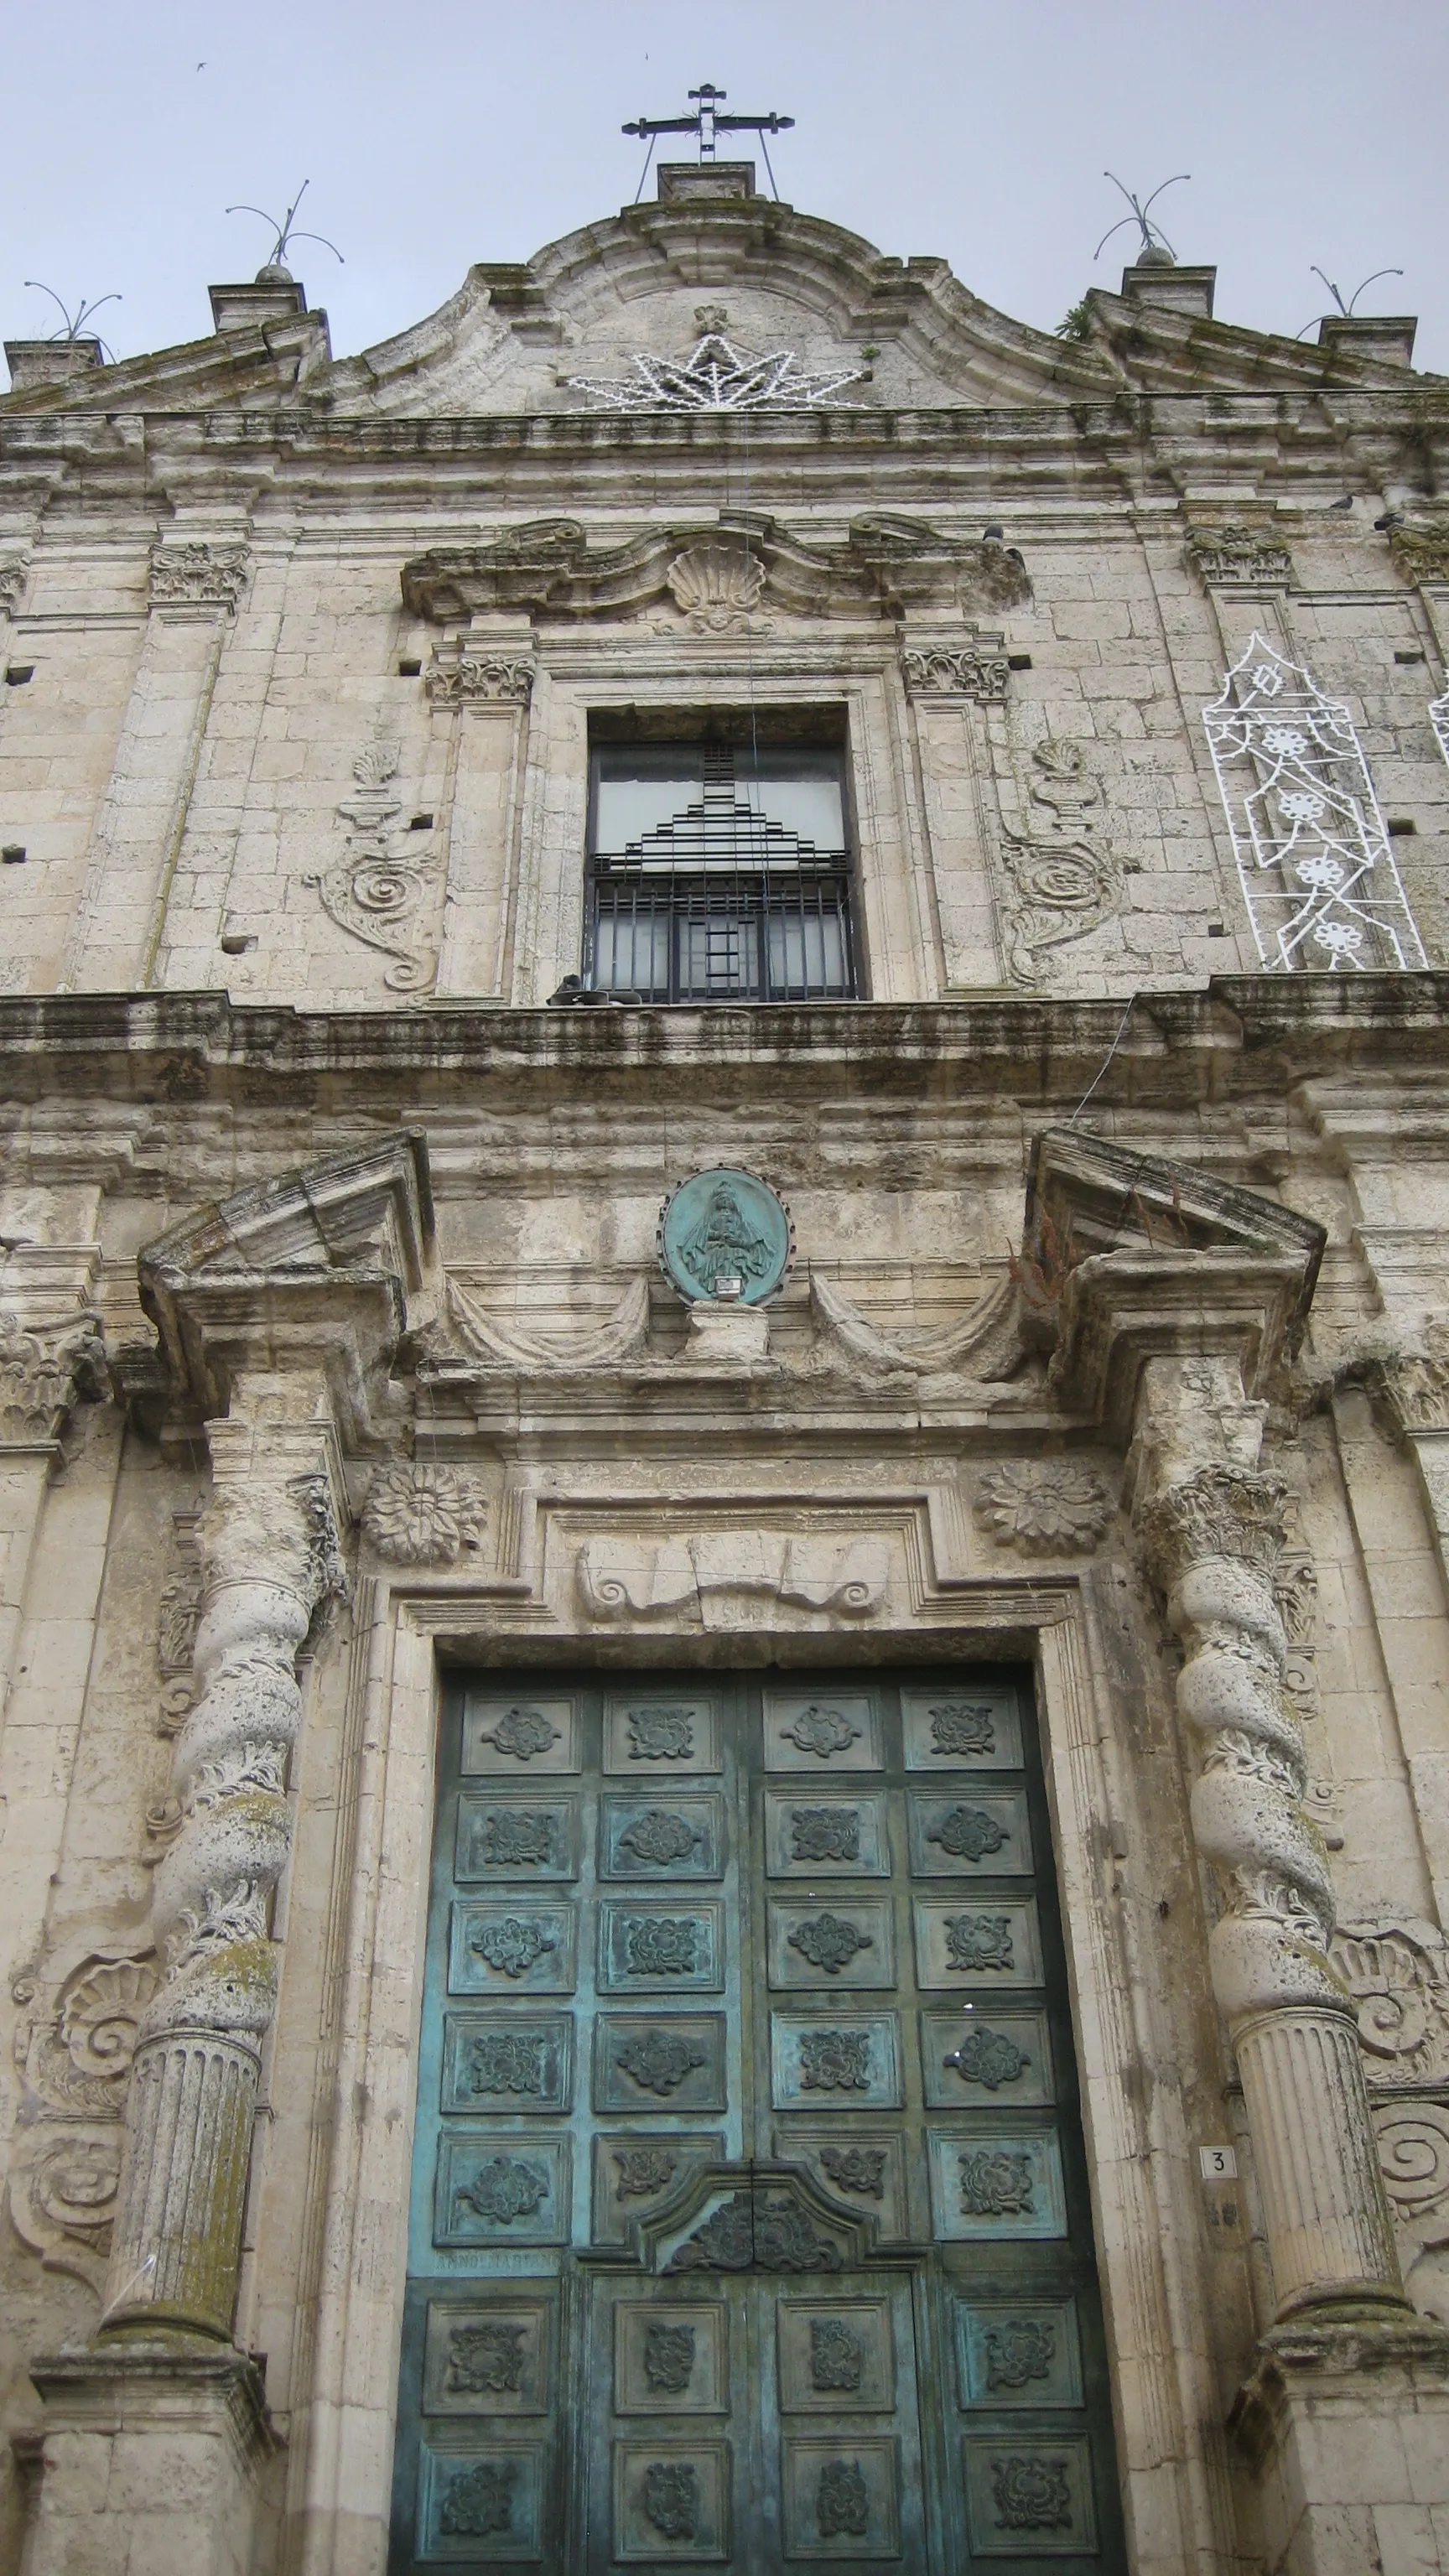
[584, 744, 857, 1003]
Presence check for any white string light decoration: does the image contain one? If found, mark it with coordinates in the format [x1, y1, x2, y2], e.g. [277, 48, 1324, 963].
[1431, 683, 1449, 777]
[1202, 635, 1427, 972]
[567, 329, 863, 414]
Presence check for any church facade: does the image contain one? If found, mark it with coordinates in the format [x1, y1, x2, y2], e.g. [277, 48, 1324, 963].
[3, 147, 1449, 2576]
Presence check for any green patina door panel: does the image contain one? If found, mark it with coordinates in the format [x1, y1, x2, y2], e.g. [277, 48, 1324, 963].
[389, 1670, 1124, 2573]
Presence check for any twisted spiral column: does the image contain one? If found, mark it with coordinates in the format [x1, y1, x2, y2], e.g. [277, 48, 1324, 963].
[1134, 1363, 1405, 2319]
[101, 1410, 345, 2340]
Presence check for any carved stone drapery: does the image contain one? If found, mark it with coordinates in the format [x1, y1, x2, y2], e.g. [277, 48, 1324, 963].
[1133, 1356, 1405, 2318]
[148, 542, 251, 611]
[101, 1405, 347, 2340]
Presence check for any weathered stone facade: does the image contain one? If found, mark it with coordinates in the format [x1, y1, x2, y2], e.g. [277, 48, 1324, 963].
[3, 158, 1449, 2575]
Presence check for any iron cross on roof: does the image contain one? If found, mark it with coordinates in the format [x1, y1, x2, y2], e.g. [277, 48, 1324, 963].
[623, 82, 794, 197]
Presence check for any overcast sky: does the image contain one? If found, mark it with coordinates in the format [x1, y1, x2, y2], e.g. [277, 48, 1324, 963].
[3, 0, 1446, 386]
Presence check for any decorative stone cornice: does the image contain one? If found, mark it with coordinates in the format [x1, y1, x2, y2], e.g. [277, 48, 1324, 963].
[148, 540, 251, 610]
[401, 512, 1030, 626]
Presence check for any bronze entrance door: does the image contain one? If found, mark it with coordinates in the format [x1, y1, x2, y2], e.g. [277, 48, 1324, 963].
[389, 1670, 1123, 2572]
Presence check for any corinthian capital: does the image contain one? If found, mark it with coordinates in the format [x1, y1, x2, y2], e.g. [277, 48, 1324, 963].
[1135, 1462, 1288, 1598]
[0, 1311, 104, 1445]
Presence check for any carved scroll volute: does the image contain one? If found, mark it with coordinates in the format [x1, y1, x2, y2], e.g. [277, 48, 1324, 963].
[101, 1413, 346, 2341]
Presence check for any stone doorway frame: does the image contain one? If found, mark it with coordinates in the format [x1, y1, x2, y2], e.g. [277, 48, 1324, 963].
[286, 1575, 1228, 2576]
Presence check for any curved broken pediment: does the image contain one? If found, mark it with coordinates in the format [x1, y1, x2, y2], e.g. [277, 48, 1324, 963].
[312, 184, 1121, 418]
[401, 512, 1030, 628]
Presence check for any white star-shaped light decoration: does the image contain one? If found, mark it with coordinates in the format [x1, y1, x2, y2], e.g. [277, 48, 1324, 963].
[567, 330, 865, 413]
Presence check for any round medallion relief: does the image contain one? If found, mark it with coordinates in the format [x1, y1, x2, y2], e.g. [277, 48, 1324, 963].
[657, 1166, 794, 1305]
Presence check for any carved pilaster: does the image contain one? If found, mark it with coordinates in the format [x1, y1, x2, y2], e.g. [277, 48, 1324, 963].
[1133, 1359, 1405, 2318]
[101, 1409, 346, 2340]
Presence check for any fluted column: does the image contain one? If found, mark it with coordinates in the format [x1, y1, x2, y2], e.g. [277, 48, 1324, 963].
[1134, 1357, 1406, 2319]
[101, 1399, 345, 2341]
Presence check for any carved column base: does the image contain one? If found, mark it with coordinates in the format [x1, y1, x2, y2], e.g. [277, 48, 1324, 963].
[19, 2346, 277, 2576]
[1234, 2006, 1408, 2319]
[101, 2028, 261, 2340]
[1230, 2316, 1449, 2575]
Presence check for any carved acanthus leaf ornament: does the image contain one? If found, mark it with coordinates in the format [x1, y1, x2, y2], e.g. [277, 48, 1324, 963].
[0, 1311, 104, 1443]
[1389, 519, 1449, 587]
[148, 541, 250, 610]
[1186, 522, 1295, 586]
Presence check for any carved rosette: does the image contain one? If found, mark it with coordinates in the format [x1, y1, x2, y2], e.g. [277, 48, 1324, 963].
[148, 541, 251, 610]
[101, 1454, 346, 2338]
[1135, 1450, 1404, 2312]
[362, 1460, 488, 1564]
[974, 1460, 1114, 1554]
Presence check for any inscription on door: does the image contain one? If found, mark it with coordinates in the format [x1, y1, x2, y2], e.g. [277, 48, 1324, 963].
[390, 1674, 1121, 2570]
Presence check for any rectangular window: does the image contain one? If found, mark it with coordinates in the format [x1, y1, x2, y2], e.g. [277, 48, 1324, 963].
[584, 741, 857, 1002]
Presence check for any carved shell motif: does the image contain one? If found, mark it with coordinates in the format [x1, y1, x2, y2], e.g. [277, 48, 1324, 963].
[665, 546, 768, 632]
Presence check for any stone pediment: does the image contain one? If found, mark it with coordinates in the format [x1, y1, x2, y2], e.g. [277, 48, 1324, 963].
[138, 1133, 434, 1435]
[314, 187, 1120, 417]
[1023, 1127, 1326, 1435]
[401, 512, 1030, 627]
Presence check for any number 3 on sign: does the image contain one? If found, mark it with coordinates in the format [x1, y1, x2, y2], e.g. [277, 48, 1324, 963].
[1200, 2145, 1238, 2181]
